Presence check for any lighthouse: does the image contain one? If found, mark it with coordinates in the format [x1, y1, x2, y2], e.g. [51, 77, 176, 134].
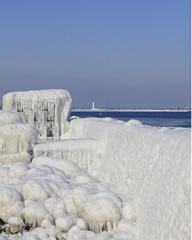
[92, 101, 95, 110]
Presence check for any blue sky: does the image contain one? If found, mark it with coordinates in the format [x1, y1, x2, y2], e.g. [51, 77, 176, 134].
[0, 0, 190, 108]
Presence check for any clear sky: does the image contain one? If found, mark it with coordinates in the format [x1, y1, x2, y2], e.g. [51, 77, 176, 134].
[0, 0, 190, 109]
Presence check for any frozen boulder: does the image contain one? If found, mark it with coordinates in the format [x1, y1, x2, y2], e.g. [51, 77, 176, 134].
[82, 197, 121, 233]
[8, 216, 24, 233]
[55, 214, 76, 232]
[0, 124, 37, 154]
[0, 124, 38, 165]
[0, 110, 23, 127]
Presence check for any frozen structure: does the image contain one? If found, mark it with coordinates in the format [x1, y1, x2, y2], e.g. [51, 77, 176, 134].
[34, 139, 103, 176]
[2, 89, 72, 141]
[61, 117, 191, 240]
[0, 124, 38, 165]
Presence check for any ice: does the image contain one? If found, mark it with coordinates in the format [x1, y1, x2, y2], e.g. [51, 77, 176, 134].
[55, 214, 76, 232]
[0, 110, 23, 127]
[8, 217, 24, 234]
[0, 154, 128, 239]
[3, 90, 72, 141]
[0, 99, 190, 239]
[0, 124, 38, 165]
[32, 156, 81, 179]
[34, 139, 103, 175]
[0, 186, 22, 222]
[24, 200, 50, 228]
[82, 197, 121, 233]
[62, 117, 191, 239]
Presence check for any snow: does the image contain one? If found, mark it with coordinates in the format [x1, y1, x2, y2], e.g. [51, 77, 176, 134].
[2, 90, 72, 141]
[0, 92, 190, 239]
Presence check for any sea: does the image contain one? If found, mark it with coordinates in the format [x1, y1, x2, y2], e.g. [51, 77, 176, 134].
[71, 110, 191, 128]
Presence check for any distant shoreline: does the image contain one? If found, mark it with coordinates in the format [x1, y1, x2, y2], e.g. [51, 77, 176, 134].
[71, 108, 191, 113]
[0, 106, 190, 113]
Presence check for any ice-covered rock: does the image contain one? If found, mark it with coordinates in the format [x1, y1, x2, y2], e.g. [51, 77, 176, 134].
[0, 186, 22, 222]
[82, 197, 121, 233]
[0, 110, 23, 127]
[8, 217, 24, 233]
[24, 200, 50, 227]
[3, 89, 72, 141]
[55, 214, 76, 233]
[0, 124, 38, 165]
[32, 156, 81, 179]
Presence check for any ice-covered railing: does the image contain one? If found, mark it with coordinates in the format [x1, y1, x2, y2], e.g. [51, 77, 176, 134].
[34, 139, 104, 176]
[2, 89, 72, 141]
[62, 117, 191, 240]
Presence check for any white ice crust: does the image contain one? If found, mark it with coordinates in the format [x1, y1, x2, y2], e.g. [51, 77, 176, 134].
[3, 89, 72, 141]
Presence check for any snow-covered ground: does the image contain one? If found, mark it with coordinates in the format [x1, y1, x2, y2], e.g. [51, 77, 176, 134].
[0, 97, 190, 239]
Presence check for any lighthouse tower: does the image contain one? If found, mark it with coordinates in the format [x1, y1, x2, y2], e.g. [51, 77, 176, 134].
[92, 101, 95, 110]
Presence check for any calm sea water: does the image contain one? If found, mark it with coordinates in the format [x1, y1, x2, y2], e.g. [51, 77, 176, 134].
[71, 111, 191, 128]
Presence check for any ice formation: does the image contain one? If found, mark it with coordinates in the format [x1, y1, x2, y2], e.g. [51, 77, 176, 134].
[2, 89, 72, 141]
[0, 93, 190, 240]
[34, 139, 103, 175]
[0, 124, 38, 165]
[0, 157, 128, 240]
[0, 110, 23, 127]
[61, 117, 191, 240]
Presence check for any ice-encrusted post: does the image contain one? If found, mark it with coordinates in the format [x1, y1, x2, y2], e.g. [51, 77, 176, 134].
[2, 89, 72, 141]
